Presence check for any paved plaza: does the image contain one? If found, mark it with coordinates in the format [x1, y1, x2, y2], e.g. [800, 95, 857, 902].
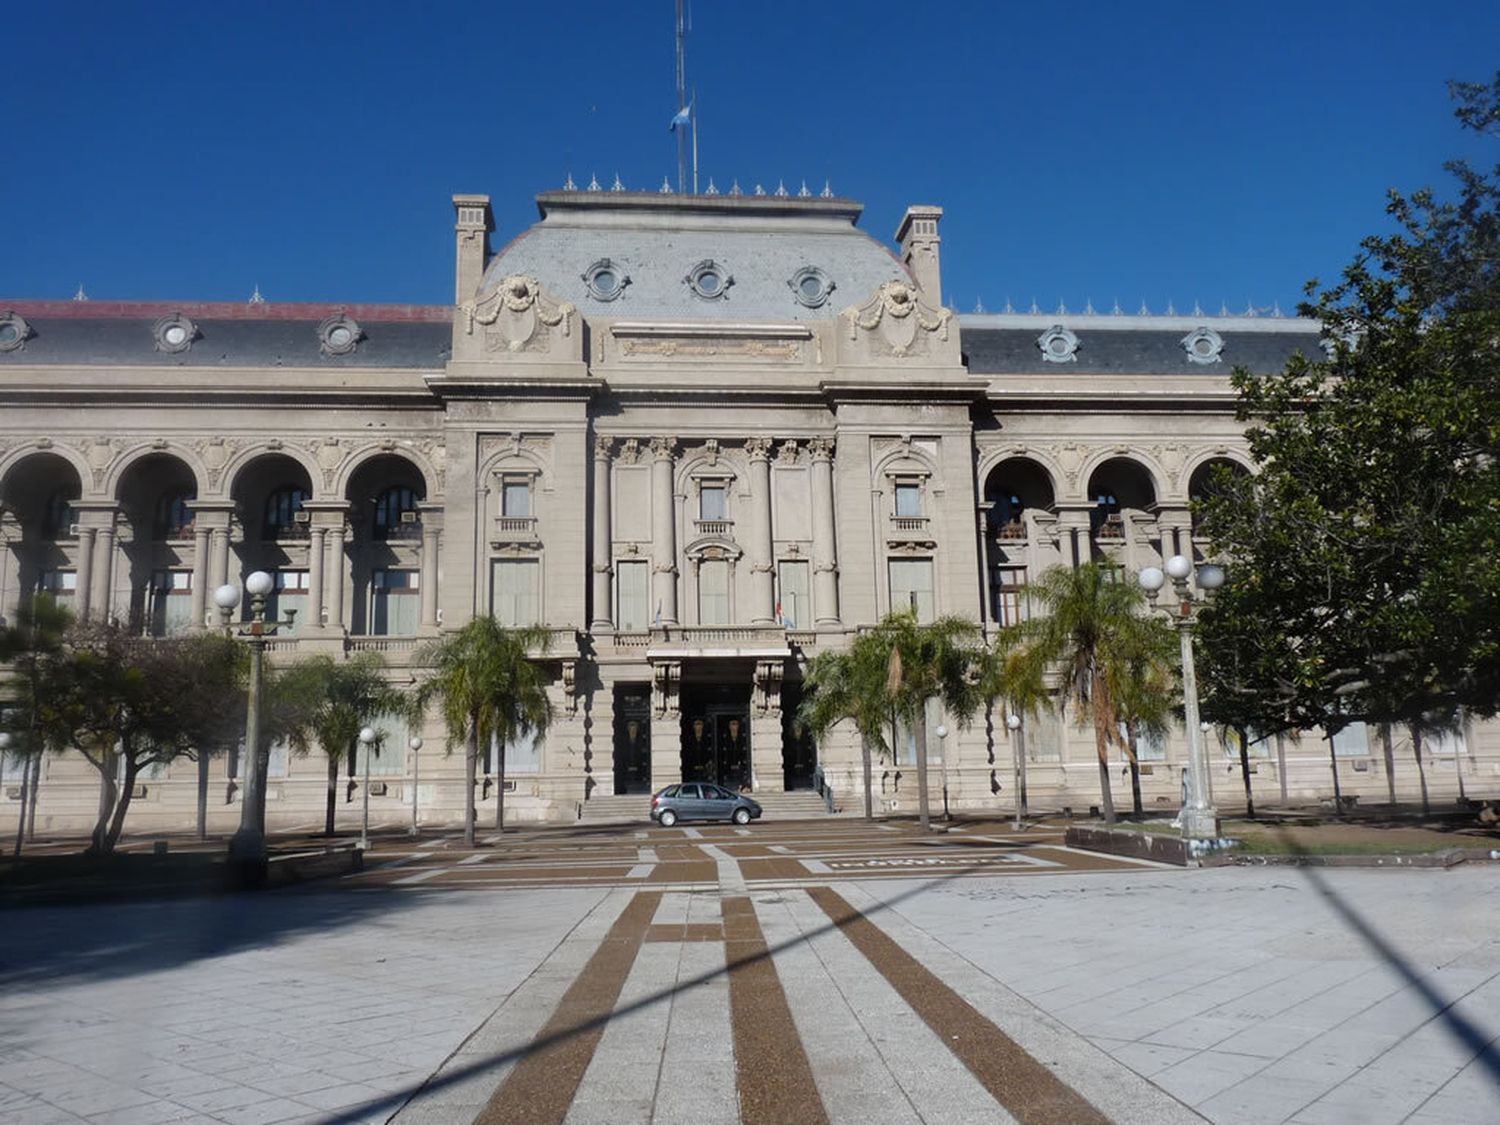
[1, 819, 1497, 1124]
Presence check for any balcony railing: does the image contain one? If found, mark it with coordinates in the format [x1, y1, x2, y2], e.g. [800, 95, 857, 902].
[995, 518, 1028, 541]
[693, 519, 733, 537]
[891, 516, 930, 533]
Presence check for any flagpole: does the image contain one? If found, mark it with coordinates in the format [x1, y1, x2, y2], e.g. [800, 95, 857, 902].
[691, 86, 699, 194]
[675, 0, 687, 193]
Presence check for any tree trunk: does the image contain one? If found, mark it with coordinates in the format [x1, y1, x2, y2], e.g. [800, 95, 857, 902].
[496, 735, 507, 833]
[103, 759, 140, 852]
[87, 750, 119, 856]
[861, 736, 874, 821]
[196, 751, 210, 841]
[25, 758, 39, 842]
[1411, 725, 1429, 816]
[12, 755, 33, 857]
[464, 713, 478, 848]
[1327, 730, 1344, 816]
[1092, 716, 1116, 824]
[1238, 726, 1256, 819]
[345, 746, 357, 803]
[1380, 723, 1397, 805]
[1125, 722, 1143, 816]
[324, 752, 339, 836]
[913, 704, 931, 831]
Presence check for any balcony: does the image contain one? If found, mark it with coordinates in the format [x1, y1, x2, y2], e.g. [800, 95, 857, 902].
[995, 518, 1028, 541]
[693, 519, 733, 538]
[492, 516, 541, 547]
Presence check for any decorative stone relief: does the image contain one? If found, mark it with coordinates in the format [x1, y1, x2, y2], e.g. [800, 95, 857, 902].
[653, 661, 681, 717]
[649, 436, 676, 461]
[317, 312, 361, 356]
[744, 437, 772, 461]
[788, 266, 835, 309]
[562, 661, 578, 714]
[314, 439, 347, 489]
[1037, 325, 1080, 363]
[1181, 326, 1225, 365]
[842, 281, 953, 359]
[594, 434, 614, 460]
[1151, 443, 1188, 490]
[754, 660, 785, 714]
[807, 436, 834, 462]
[194, 436, 239, 490]
[0, 311, 31, 353]
[703, 439, 720, 466]
[1050, 442, 1086, 490]
[461, 275, 575, 354]
[617, 438, 643, 465]
[152, 313, 197, 355]
[85, 438, 117, 489]
[776, 440, 802, 464]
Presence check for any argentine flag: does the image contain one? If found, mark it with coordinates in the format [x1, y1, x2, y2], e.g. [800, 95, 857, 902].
[669, 105, 691, 132]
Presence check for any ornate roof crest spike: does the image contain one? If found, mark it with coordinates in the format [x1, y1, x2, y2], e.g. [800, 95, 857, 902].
[1165, 299, 1177, 316]
[1083, 299, 1096, 316]
[821, 179, 833, 198]
[73, 284, 89, 302]
[774, 179, 788, 197]
[1111, 299, 1123, 316]
[1002, 297, 1015, 314]
[729, 179, 742, 196]
[660, 176, 672, 193]
[1220, 301, 1230, 317]
[611, 174, 625, 192]
[974, 297, 986, 313]
[1272, 301, 1283, 317]
[564, 173, 577, 190]
[249, 285, 266, 306]
[705, 178, 719, 195]
[1192, 301, 1204, 317]
[1242, 300, 1256, 317]
[798, 180, 811, 197]
[1056, 300, 1068, 315]
[1028, 298, 1041, 315]
[753, 183, 766, 196]
[587, 174, 601, 191]
[1139, 300, 1151, 316]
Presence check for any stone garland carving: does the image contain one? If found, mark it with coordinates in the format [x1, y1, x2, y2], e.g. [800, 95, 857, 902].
[649, 436, 676, 461]
[776, 439, 802, 464]
[743, 436, 772, 461]
[754, 659, 784, 715]
[842, 280, 953, 358]
[653, 662, 681, 717]
[807, 436, 834, 462]
[461, 274, 575, 354]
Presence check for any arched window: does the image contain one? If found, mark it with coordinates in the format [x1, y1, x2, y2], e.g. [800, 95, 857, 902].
[263, 486, 308, 539]
[372, 486, 420, 539]
[43, 491, 77, 538]
[153, 491, 196, 540]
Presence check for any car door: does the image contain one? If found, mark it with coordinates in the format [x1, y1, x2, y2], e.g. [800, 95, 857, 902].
[700, 783, 734, 821]
[674, 783, 703, 820]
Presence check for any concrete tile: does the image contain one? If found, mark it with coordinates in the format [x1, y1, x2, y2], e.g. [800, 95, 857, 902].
[1152, 1050, 1270, 1105]
[1106, 1040, 1198, 1078]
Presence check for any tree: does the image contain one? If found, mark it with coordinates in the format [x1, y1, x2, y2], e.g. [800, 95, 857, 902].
[415, 619, 552, 847]
[1106, 624, 1179, 817]
[275, 653, 403, 836]
[799, 610, 990, 829]
[0, 595, 73, 856]
[32, 626, 244, 854]
[995, 563, 1174, 824]
[1197, 74, 1500, 746]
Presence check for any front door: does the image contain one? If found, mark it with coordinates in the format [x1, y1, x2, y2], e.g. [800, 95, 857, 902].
[613, 685, 652, 795]
[681, 707, 751, 790]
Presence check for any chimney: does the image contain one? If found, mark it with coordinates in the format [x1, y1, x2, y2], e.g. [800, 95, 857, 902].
[895, 205, 944, 306]
[452, 194, 494, 302]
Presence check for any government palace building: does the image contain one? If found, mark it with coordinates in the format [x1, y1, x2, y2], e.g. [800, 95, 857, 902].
[1, 186, 1494, 833]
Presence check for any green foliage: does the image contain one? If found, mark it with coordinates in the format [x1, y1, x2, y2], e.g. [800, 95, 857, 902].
[1198, 73, 1500, 735]
[994, 563, 1175, 822]
[799, 610, 991, 822]
[415, 618, 552, 841]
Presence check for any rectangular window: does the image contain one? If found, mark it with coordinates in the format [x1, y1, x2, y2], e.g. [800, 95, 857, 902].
[499, 725, 543, 774]
[700, 485, 727, 521]
[1331, 722, 1370, 757]
[372, 569, 420, 636]
[356, 712, 408, 777]
[149, 570, 194, 637]
[38, 570, 77, 596]
[502, 480, 531, 518]
[1026, 710, 1062, 762]
[777, 560, 810, 628]
[698, 559, 730, 625]
[616, 559, 650, 631]
[1119, 722, 1167, 762]
[267, 738, 290, 779]
[889, 558, 935, 621]
[994, 566, 1028, 626]
[894, 482, 922, 517]
[267, 570, 309, 635]
[491, 559, 540, 626]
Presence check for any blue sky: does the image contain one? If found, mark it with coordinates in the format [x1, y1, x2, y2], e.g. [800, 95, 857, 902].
[4, 1, 1496, 314]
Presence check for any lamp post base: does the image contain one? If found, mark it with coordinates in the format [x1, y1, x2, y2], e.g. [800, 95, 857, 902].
[1178, 806, 1220, 841]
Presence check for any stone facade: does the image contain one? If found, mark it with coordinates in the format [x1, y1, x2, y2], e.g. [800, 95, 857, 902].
[1, 189, 1495, 833]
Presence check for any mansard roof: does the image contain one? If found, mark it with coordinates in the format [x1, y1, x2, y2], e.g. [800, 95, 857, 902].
[479, 190, 911, 321]
[0, 301, 451, 368]
[959, 312, 1323, 376]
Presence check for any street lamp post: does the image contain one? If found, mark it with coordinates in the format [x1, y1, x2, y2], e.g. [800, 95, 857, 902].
[1006, 713, 1028, 830]
[358, 726, 377, 851]
[409, 735, 423, 837]
[1138, 555, 1224, 841]
[935, 724, 950, 821]
[215, 572, 295, 886]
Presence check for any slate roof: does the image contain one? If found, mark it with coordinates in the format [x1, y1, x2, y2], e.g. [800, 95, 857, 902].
[480, 191, 911, 321]
[960, 313, 1323, 376]
[0, 301, 451, 369]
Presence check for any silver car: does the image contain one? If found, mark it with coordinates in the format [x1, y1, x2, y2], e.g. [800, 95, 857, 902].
[650, 783, 763, 827]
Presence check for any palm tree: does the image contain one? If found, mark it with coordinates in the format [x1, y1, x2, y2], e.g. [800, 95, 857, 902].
[276, 653, 402, 837]
[416, 618, 552, 847]
[996, 562, 1173, 825]
[800, 610, 990, 829]
[0, 595, 73, 856]
[1108, 627, 1179, 816]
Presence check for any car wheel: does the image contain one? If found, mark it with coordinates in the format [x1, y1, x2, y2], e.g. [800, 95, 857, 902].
[659, 810, 678, 828]
[732, 807, 751, 826]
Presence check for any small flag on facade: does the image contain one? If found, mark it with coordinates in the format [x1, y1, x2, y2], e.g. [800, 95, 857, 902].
[669, 104, 691, 132]
[654, 600, 663, 626]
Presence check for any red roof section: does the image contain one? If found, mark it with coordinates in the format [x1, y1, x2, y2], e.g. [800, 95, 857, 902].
[0, 300, 453, 322]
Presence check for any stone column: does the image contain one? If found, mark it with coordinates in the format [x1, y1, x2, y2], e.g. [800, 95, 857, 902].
[74, 527, 97, 620]
[189, 524, 211, 629]
[306, 525, 326, 631]
[325, 521, 346, 634]
[746, 438, 775, 623]
[211, 526, 231, 591]
[650, 661, 682, 786]
[976, 503, 993, 624]
[91, 522, 116, 622]
[750, 660, 785, 792]
[650, 437, 678, 626]
[591, 436, 613, 630]
[809, 437, 840, 624]
[420, 514, 440, 628]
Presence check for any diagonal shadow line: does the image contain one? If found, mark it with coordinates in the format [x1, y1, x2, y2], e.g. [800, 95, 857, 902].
[1275, 828, 1500, 1085]
[315, 862, 1045, 1125]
